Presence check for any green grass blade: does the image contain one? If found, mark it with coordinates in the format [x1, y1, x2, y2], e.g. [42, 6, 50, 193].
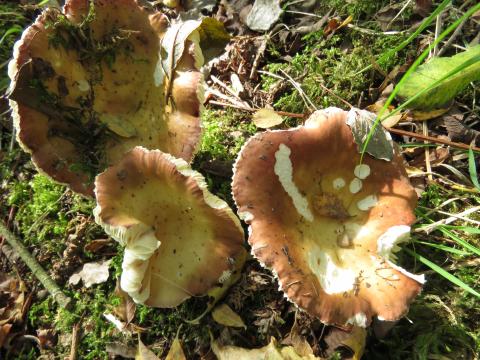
[468, 147, 480, 190]
[413, 239, 470, 256]
[439, 227, 480, 257]
[405, 248, 480, 298]
[0, 25, 22, 45]
[360, 2, 480, 162]
[442, 225, 480, 234]
[356, 0, 451, 75]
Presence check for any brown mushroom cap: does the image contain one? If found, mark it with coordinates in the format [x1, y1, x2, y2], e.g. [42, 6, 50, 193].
[94, 146, 245, 307]
[8, 0, 203, 196]
[232, 107, 423, 327]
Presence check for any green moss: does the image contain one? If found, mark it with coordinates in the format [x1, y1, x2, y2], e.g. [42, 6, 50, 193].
[262, 30, 411, 114]
[199, 108, 256, 162]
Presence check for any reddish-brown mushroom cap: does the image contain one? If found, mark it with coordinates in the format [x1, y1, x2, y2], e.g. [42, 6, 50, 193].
[94, 146, 245, 307]
[232, 107, 424, 327]
[8, 0, 203, 196]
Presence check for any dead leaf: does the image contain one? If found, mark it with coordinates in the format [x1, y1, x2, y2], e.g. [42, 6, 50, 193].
[0, 324, 12, 348]
[341, 327, 367, 360]
[68, 260, 111, 288]
[83, 238, 113, 253]
[415, 0, 432, 16]
[136, 338, 161, 360]
[323, 326, 366, 360]
[253, 108, 284, 128]
[324, 15, 352, 37]
[212, 337, 320, 359]
[346, 108, 394, 161]
[409, 147, 450, 168]
[212, 304, 246, 329]
[245, 0, 282, 31]
[366, 102, 404, 128]
[106, 342, 137, 359]
[37, 328, 56, 349]
[165, 337, 186, 360]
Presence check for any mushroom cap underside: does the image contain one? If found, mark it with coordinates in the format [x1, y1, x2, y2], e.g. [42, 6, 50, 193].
[232, 107, 423, 327]
[8, 0, 203, 196]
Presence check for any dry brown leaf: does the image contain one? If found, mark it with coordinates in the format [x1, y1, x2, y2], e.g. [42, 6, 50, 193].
[341, 327, 367, 360]
[253, 108, 283, 128]
[212, 304, 246, 329]
[165, 337, 186, 360]
[212, 337, 321, 359]
[84, 238, 113, 253]
[136, 338, 160, 360]
[68, 260, 111, 288]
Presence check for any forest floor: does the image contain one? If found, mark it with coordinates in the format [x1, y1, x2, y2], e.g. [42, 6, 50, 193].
[0, 0, 479, 359]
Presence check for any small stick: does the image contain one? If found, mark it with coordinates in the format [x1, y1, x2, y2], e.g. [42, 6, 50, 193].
[0, 221, 72, 309]
[69, 320, 82, 360]
[423, 122, 433, 181]
[207, 100, 306, 119]
[386, 127, 480, 152]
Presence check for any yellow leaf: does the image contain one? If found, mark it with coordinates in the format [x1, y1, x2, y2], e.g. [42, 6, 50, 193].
[136, 338, 160, 360]
[212, 304, 246, 329]
[212, 338, 321, 360]
[253, 108, 284, 129]
[165, 337, 186, 360]
[341, 327, 367, 360]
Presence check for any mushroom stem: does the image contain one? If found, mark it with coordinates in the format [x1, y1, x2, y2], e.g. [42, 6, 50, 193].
[0, 221, 72, 309]
[185, 247, 248, 325]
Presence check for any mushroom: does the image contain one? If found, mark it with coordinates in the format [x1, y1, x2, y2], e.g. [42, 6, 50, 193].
[8, 0, 203, 196]
[232, 107, 424, 327]
[94, 146, 245, 307]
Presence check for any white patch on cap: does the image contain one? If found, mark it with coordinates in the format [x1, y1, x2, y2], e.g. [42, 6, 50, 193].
[357, 195, 378, 211]
[354, 164, 371, 179]
[218, 270, 232, 283]
[346, 312, 368, 328]
[333, 177, 346, 190]
[77, 79, 90, 92]
[376, 226, 426, 284]
[274, 144, 313, 221]
[377, 225, 411, 260]
[308, 252, 356, 294]
[349, 178, 363, 194]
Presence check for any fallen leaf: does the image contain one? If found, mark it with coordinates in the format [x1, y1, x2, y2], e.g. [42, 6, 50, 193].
[198, 17, 231, 62]
[212, 337, 320, 359]
[341, 327, 367, 360]
[0, 324, 12, 348]
[212, 303, 246, 329]
[106, 342, 137, 359]
[253, 108, 284, 128]
[136, 338, 160, 360]
[160, 20, 202, 85]
[165, 337, 186, 360]
[83, 238, 113, 253]
[397, 45, 480, 111]
[346, 108, 394, 161]
[245, 0, 282, 31]
[37, 328, 56, 349]
[366, 102, 404, 128]
[68, 260, 111, 288]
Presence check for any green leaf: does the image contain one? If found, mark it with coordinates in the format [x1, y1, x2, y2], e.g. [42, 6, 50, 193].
[468, 147, 480, 190]
[396, 45, 480, 110]
[405, 248, 480, 298]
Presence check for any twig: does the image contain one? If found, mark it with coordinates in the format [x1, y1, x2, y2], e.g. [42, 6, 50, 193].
[207, 100, 306, 119]
[386, 127, 480, 152]
[423, 122, 433, 181]
[69, 320, 82, 360]
[0, 221, 72, 309]
[437, 17, 467, 56]
[414, 205, 480, 234]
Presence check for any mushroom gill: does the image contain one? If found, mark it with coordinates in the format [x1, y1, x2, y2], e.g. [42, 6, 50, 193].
[232, 107, 424, 327]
